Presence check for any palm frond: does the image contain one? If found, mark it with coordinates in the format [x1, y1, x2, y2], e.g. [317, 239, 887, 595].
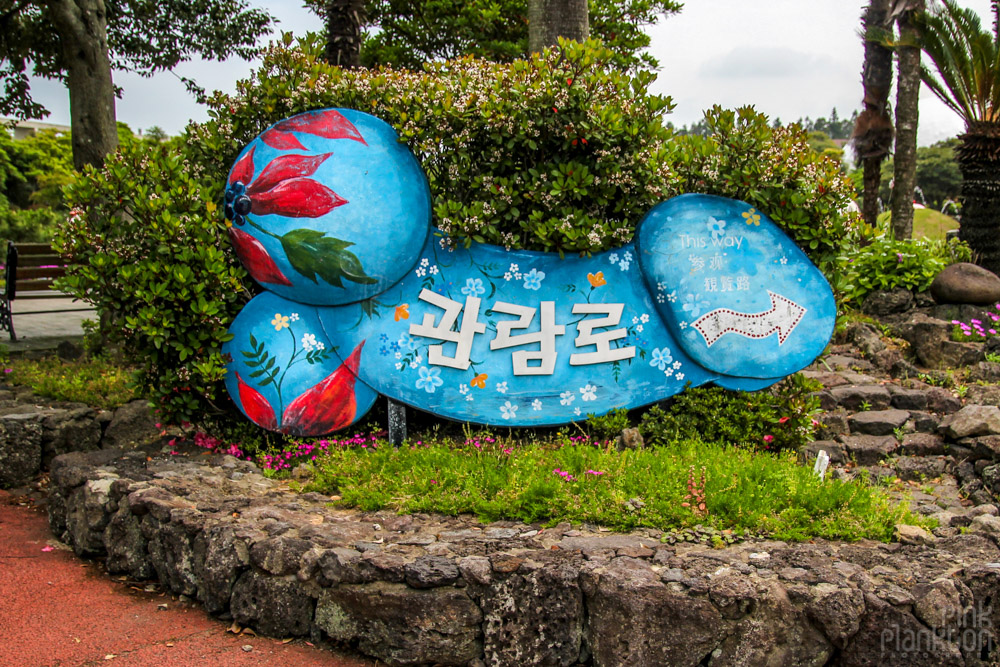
[917, 0, 1000, 125]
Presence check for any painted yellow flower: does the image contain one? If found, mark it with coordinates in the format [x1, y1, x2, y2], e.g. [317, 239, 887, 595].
[395, 303, 410, 321]
[271, 313, 290, 331]
[587, 271, 607, 288]
[742, 208, 761, 226]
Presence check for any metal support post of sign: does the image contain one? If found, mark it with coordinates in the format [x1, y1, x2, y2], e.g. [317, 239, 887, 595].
[388, 398, 406, 447]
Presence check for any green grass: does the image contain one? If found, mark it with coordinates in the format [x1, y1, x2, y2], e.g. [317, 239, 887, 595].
[878, 208, 959, 241]
[305, 435, 925, 542]
[1, 356, 140, 409]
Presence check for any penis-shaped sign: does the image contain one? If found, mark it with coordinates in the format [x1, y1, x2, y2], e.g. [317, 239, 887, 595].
[221, 109, 836, 435]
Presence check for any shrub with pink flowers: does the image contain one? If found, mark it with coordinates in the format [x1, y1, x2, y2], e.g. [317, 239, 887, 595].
[952, 303, 1000, 342]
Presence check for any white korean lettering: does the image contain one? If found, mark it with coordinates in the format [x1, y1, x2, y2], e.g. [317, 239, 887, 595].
[490, 301, 565, 375]
[569, 303, 636, 365]
[409, 289, 486, 370]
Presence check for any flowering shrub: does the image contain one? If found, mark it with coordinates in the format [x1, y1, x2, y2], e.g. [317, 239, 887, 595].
[55, 142, 248, 424]
[639, 374, 822, 452]
[189, 34, 678, 255]
[668, 106, 859, 271]
[952, 303, 1000, 341]
[836, 235, 972, 306]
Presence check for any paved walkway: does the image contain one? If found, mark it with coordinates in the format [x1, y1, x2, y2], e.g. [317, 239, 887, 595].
[5, 296, 91, 355]
[0, 492, 375, 667]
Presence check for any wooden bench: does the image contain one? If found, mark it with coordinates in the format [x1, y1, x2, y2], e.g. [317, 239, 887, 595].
[0, 241, 93, 342]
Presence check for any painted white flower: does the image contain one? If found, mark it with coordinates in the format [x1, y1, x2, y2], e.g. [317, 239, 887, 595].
[301, 333, 318, 350]
[500, 401, 518, 420]
[429, 265, 439, 275]
[508, 263, 519, 274]
[667, 291, 677, 303]
[779, 256, 788, 265]
[459, 383, 469, 395]
[496, 381, 508, 394]
[415, 267, 427, 277]
[632, 316, 639, 325]
[624, 251, 633, 261]
[672, 361, 682, 370]
[679, 321, 688, 329]
[637, 325, 644, 333]
[420, 257, 430, 267]
[664, 368, 674, 378]
[656, 295, 665, 303]
[504, 272, 512, 281]
[532, 399, 543, 411]
[315, 342, 325, 351]
[657, 281, 667, 292]
[395, 362, 404, 370]
[466, 394, 474, 402]
[640, 313, 649, 324]
[609, 253, 619, 264]
[580, 385, 597, 401]
[559, 391, 575, 406]
[574, 407, 582, 416]
[409, 360, 419, 369]
[289, 313, 300, 322]
[676, 372, 685, 381]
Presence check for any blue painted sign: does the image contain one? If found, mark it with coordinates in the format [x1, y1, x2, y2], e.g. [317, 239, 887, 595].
[222, 109, 836, 436]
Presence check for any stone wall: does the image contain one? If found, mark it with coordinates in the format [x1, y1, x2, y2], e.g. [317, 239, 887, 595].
[0, 385, 159, 489]
[47, 444, 1000, 666]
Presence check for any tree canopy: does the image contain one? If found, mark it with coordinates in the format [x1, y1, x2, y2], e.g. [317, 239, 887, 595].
[0, 0, 273, 120]
[1, 0, 274, 168]
[305, 0, 682, 71]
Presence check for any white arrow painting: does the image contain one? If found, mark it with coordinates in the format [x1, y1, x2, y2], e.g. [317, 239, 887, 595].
[692, 291, 806, 347]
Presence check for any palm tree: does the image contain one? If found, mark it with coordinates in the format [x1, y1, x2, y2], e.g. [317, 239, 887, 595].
[917, 0, 1000, 275]
[853, 0, 895, 231]
[890, 0, 925, 240]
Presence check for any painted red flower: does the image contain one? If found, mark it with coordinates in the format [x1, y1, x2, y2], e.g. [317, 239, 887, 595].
[228, 227, 293, 286]
[261, 109, 368, 151]
[281, 341, 365, 436]
[226, 151, 347, 220]
[236, 372, 277, 430]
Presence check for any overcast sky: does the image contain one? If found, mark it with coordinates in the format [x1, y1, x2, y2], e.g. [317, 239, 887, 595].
[24, 0, 995, 146]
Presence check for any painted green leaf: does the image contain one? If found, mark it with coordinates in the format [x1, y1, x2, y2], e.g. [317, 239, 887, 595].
[279, 228, 378, 287]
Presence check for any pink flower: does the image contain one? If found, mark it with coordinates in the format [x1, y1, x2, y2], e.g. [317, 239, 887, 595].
[778, 417, 790, 424]
[763, 435, 775, 444]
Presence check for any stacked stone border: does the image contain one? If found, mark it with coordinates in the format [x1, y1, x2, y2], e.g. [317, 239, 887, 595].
[45, 442, 1000, 667]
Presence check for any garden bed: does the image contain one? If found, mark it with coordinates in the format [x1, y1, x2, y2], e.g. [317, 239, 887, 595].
[8, 296, 1000, 665]
[44, 439, 1000, 666]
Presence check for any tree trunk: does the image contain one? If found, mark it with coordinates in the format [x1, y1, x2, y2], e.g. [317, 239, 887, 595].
[324, 0, 366, 69]
[529, 0, 589, 53]
[957, 123, 1000, 276]
[853, 0, 894, 231]
[46, 0, 118, 171]
[890, 0, 924, 240]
